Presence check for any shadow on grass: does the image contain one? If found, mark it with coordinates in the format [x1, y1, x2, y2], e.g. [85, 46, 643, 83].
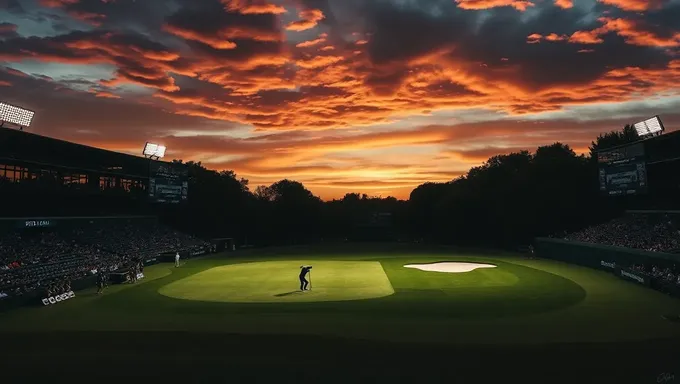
[274, 291, 303, 297]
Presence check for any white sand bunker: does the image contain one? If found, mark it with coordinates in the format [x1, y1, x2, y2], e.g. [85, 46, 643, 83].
[404, 262, 497, 273]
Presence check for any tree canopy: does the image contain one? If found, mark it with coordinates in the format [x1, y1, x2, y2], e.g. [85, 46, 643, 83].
[0, 123, 655, 248]
[154, 124, 653, 248]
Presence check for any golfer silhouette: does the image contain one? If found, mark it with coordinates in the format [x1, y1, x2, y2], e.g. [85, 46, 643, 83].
[299, 265, 312, 291]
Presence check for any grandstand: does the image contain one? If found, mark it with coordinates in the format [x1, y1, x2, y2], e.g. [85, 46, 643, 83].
[0, 216, 211, 309]
[597, 126, 680, 205]
[564, 211, 680, 253]
[0, 128, 207, 310]
[545, 211, 680, 295]
[0, 127, 188, 217]
[542, 124, 680, 298]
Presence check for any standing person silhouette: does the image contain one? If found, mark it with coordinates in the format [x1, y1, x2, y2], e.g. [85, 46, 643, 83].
[299, 265, 312, 291]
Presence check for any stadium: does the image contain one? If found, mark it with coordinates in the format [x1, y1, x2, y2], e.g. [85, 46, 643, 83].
[1, 105, 680, 383]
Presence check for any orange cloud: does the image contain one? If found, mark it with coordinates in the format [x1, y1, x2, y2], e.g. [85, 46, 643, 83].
[221, 0, 287, 14]
[286, 9, 325, 31]
[455, 0, 535, 11]
[295, 55, 344, 69]
[527, 33, 542, 43]
[597, 0, 665, 11]
[0, 80, 11, 86]
[598, 18, 680, 47]
[545, 33, 568, 42]
[567, 18, 680, 47]
[296, 34, 327, 48]
[554, 0, 573, 9]
[569, 30, 604, 44]
[89, 89, 121, 99]
[162, 24, 237, 49]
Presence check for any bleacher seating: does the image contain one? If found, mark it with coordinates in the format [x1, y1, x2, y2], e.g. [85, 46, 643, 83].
[564, 212, 680, 253]
[561, 211, 680, 290]
[0, 220, 210, 298]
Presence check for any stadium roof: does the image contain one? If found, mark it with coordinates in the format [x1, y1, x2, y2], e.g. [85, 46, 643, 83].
[643, 128, 680, 164]
[596, 128, 680, 164]
[0, 128, 159, 177]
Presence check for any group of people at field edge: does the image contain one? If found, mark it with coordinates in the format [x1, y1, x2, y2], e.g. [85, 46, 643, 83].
[565, 212, 680, 253]
[128, 259, 144, 283]
[0, 221, 210, 298]
[631, 264, 680, 286]
[45, 278, 72, 298]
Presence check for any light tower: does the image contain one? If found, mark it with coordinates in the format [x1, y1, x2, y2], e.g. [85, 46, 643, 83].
[0, 101, 34, 131]
[143, 142, 166, 160]
[633, 115, 665, 139]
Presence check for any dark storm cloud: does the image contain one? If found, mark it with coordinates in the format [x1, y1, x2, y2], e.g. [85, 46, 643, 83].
[39, 0, 178, 31]
[2, 0, 676, 101]
[364, 2, 475, 67]
[354, 0, 675, 93]
[0, 65, 237, 142]
[0, 32, 94, 61]
[0, 29, 184, 90]
[164, 0, 283, 43]
[0, 0, 26, 14]
[457, 12, 671, 90]
[160, 0, 293, 71]
[645, 2, 680, 37]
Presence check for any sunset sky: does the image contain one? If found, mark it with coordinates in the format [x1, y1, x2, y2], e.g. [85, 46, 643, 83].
[1, 0, 679, 200]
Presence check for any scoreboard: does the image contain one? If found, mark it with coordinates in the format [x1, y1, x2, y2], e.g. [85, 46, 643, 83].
[148, 161, 188, 203]
[597, 143, 647, 196]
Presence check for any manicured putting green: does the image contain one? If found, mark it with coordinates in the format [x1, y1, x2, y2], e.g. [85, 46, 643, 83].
[159, 260, 395, 303]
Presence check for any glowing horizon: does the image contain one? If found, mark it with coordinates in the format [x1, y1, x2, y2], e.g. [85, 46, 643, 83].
[0, 0, 678, 200]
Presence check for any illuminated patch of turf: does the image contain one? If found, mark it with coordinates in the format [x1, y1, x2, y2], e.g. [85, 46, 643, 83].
[158, 260, 395, 303]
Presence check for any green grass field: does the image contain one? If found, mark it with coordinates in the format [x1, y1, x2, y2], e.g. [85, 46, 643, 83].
[2, 244, 679, 383]
[159, 260, 395, 302]
[2, 246, 679, 343]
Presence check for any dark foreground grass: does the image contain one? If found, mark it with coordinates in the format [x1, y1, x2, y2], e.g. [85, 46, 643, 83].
[1, 332, 679, 383]
[1, 244, 680, 383]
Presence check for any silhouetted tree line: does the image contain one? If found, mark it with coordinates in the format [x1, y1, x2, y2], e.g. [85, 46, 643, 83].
[1, 124, 664, 248]
[156, 124, 648, 248]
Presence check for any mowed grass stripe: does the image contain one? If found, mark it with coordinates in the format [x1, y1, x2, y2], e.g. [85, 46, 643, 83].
[158, 260, 395, 303]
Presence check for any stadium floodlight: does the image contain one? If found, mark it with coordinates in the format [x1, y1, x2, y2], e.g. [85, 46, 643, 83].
[633, 115, 665, 137]
[0, 101, 35, 127]
[143, 142, 166, 159]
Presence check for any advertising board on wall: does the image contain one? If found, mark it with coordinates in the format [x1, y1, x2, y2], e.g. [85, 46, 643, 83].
[41, 291, 75, 306]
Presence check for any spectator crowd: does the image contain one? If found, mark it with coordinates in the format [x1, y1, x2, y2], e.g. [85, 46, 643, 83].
[0, 220, 210, 299]
[631, 264, 680, 289]
[564, 212, 680, 253]
[562, 212, 680, 291]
